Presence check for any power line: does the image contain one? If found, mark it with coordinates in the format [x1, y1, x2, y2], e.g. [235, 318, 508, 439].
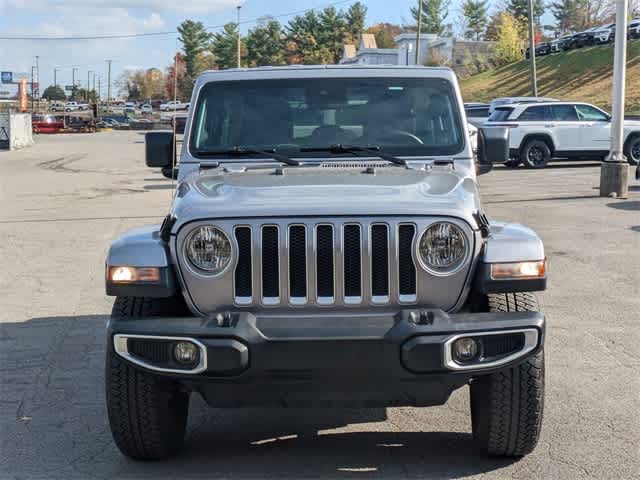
[0, 0, 356, 41]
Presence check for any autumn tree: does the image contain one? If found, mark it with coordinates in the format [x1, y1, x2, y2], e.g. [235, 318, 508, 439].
[492, 12, 525, 65]
[462, 0, 489, 40]
[246, 18, 286, 67]
[410, 0, 451, 35]
[506, 0, 545, 24]
[166, 53, 186, 100]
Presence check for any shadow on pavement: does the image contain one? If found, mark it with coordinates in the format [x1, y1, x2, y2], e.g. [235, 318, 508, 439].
[607, 201, 640, 211]
[0, 315, 517, 479]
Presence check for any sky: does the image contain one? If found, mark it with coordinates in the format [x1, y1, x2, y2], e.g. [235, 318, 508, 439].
[0, 0, 510, 96]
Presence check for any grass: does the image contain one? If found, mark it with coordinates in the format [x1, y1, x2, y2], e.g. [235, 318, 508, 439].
[460, 39, 640, 114]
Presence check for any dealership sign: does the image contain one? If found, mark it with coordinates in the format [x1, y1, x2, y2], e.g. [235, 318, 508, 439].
[0, 84, 19, 99]
[1, 72, 13, 84]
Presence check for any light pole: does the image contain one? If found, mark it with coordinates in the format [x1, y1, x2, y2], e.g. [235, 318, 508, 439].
[87, 70, 92, 102]
[35, 55, 40, 112]
[236, 5, 242, 68]
[415, 0, 423, 65]
[106, 60, 112, 111]
[54, 67, 59, 88]
[527, 0, 538, 96]
[599, 0, 629, 198]
[72, 67, 78, 99]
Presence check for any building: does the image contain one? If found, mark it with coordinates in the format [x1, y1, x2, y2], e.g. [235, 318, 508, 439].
[340, 33, 495, 76]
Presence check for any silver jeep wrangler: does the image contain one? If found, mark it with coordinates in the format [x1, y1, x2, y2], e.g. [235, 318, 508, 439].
[105, 66, 546, 460]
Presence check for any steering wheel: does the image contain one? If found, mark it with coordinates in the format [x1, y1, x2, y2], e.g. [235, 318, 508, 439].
[366, 129, 424, 145]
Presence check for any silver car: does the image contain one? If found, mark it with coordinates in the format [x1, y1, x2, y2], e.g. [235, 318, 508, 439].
[104, 66, 547, 460]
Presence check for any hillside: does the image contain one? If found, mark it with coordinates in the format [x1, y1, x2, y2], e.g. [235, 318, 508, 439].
[460, 40, 640, 114]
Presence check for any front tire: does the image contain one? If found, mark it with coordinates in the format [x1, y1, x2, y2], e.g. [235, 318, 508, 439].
[521, 139, 551, 169]
[623, 135, 640, 166]
[106, 297, 190, 460]
[470, 292, 545, 457]
[504, 159, 521, 168]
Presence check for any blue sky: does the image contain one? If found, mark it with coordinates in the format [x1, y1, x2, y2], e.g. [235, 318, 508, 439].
[0, 0, 503, 96]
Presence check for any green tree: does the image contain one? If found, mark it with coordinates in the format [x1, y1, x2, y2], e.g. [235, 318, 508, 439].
[285, 11, 332, 64]
[410, 0, 451, 35]
[551, 0, 580, 34]
[492, 12, 525, 65]
[177, 20, 212, 79]
[345, 1, 368, 42]
[211, 23, 245, 69]
[365, 23, 403, 48]
[462, 0, 488, 40]
[506, 0, 545, 24]
[318, 6, 348, 63]
[246, 18, 286, 67]
[41, 85, 66, 101]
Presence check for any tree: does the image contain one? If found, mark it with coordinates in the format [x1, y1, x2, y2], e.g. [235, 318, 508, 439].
[166, 53, 186, 100]
[318, 6, 348, 63]
[246, 18, 286, 67]
[506, 0, 545, 24]
[345, 1, 368, 42]
[211, 23, 246, 69]
[410, 0, 451, 35]
[285, 11, 332, 64]
[462, 0, 488, 40]
[492, 12, 525, 65]
[365, 23, 403, 48]
[41, 85, 66, 101]
[177, 20, 212, 79]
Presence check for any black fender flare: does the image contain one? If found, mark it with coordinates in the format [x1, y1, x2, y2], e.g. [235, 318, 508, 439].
[519, 134, 555, 156]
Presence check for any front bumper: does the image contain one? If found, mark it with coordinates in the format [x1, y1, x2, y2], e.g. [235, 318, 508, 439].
[108, 309, 544, 407]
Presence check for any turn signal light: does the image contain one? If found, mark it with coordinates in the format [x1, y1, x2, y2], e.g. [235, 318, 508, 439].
[108, 266, 160, 284]
[490, 260, 546, 280]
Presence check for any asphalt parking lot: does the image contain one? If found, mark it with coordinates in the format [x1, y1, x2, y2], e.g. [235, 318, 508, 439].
[1, 131, 638, 479]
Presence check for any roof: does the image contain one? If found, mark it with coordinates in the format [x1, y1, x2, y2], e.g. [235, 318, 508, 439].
[360, 33, 377, 49]
[495, 101, 594, 110]
[342, 44, 357, 59]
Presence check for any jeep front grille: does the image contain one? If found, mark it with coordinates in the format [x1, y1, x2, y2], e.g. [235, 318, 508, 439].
[232, 220, 417, 306]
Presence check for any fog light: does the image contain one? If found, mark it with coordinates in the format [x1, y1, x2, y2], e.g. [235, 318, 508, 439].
[173, 341, 199, 365]
[452, 338, 479, 363]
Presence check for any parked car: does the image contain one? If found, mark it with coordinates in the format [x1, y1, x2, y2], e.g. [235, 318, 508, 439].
[160, 100, 188, 111]
[124, 102, 137, 113]
[31, 114, 65, 133]
[557, 34, 574, 50]
[569, 27, 599, 48]
[628, 19, 640, 39]
[49, 102, 66, 112]
[593, 23, 615, 43]
[464, 103, 491, 128]
[489, 96, 558, 113]
[140, 104, 153, 114]
[549, 39, 562, 52]
[525, 42, 552, 58]
[104, 65, 548, 461]
[486, 101, 640, 167]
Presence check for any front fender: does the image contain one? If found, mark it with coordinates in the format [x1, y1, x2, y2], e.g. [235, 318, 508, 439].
[105, 225, 176, 297]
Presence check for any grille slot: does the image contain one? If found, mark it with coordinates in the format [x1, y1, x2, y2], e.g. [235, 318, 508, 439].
[234, 227, 252, 302]
[289, 226, 307, 301]
[343, 224, 362, 301]
[370, 224, 389, 301]
[128, 339, 172, 364]
[261, 226, 280, 300]
[316, 225, 334, 301]
[232, 219, 421, 306]
[398, 224, 417, 301]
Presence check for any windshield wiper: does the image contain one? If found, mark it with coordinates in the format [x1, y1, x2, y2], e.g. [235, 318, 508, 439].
[196, 146, 300, 166]
[301, 144, 406, 166]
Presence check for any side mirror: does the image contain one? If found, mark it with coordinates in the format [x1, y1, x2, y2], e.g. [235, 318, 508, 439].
[477, 127, 510, 175]
[145, 131, 175, 168]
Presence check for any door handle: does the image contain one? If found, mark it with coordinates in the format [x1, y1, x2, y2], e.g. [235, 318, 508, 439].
[544, 124, 555, 128]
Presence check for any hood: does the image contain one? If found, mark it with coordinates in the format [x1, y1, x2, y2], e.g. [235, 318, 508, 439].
[170, 164, 482, 231]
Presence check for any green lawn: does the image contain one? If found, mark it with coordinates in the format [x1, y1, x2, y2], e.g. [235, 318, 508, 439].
[460, 39, 640, 114]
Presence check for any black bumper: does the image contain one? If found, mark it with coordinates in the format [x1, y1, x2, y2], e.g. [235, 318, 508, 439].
[108, 309, 544, 408]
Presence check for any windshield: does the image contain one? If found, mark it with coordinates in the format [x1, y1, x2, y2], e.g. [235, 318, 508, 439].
[190, 77, 464, 158]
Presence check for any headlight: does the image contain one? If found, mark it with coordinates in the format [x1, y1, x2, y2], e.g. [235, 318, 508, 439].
[185, 226, 232, 274]
[418, 222, 468, 274]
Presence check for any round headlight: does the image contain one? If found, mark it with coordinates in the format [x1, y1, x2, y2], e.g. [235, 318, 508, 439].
[418, 222, 468, 274]
[185, 226, 232, 274]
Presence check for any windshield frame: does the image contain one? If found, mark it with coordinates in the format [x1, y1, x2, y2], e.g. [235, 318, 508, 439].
[187, 76, 467, 161]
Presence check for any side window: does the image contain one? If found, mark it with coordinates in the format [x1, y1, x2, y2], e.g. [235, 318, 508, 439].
[517, 106, 549, 121]
[465, 107, 490, 118]
[487, 108, 514, 122]
[575, 104, 609, 121]
[550, 105, 579, 121]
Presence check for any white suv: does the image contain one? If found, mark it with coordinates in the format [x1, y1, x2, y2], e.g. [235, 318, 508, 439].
[487, 102, 640, 168]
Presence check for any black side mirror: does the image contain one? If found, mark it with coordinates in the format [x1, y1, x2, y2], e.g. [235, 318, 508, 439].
[477, 127, 510, 174]
[145, 131, 175, 168]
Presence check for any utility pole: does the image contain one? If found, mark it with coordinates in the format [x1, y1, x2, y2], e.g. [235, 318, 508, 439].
[236, 5, 242, 68]
[527, 0, 538, 96]
[599, 0, 629, 198]
[87, 70, 92, 102]
[415, 0, 423, 65]
[98, 77, 101, 115]
[31, 66, 35, 112]
[54, 67, 59, 88]
[72, 67, 78, 100]
[35, 55, 40, 112]
[106, 60, 112, 112]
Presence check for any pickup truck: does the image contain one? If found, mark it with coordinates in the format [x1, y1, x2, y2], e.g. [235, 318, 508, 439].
[160, 100, 189, 112]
